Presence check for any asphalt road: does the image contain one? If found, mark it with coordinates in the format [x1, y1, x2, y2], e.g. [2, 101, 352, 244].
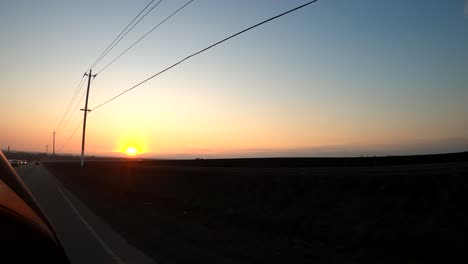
[15, 163, 156, 264]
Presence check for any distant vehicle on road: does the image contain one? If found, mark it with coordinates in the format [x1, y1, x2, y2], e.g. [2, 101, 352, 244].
[8, 159, 20, 167]
[19, 160, 27, 165]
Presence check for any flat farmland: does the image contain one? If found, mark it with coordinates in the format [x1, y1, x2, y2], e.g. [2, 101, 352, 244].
[44, 154, 468, 264]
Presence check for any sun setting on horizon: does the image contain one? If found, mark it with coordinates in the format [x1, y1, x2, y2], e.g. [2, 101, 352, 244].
[0, 0, 466, 157]
[117, 131, 148, 157]
[1, 1, 467, 262]
[125, 146, 138, 156]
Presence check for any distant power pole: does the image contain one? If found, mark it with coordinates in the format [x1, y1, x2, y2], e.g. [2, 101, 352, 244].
[52, 132, 56, 158]
[46, 145, 48, 158]
[80, 69, 96, 167]
[7, 145, 10, 153]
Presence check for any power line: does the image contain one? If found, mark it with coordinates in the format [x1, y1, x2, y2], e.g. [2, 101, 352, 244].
[89, 0, 163, 70]
[55, 74, 87, 133]
[88, 0, 159, 70]
[73, 89, 88, 114]
[96, 0, 195, 75]
[58, 119, 84, 152]
[59, 88, 87, 133]
[55, 75, 86, 132]
[55, 75, 85, 132]
[56, 0, 163, 152]
[92, 0, 319, 111]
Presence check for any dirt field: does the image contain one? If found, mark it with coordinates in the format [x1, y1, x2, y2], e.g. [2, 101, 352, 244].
[44, 154, 468, 263]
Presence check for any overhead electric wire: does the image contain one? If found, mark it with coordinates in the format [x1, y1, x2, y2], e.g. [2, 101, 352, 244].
[56, 78, 88, 151]
[92, 0, 319, 111]
[88, 0, 159, 69]
[54, 0, 166, 153]
[58, 119, 84, 152]
[59, 88, 87, 133]
[73, 89, 87, 113]
[56, 0, 162, 146]
[89, 0, 163, 71]
[55, 75, 86, 132]
[96, 0, 195, 75]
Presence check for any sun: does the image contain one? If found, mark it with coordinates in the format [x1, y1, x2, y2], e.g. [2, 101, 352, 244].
[117, 131, 148, 157]
[125, 146, 138, 156]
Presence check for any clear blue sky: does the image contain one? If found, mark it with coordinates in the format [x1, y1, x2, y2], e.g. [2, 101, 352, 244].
[0, 0, 467, 157]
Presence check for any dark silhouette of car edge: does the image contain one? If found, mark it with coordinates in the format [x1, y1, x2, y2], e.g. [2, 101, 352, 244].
[0, 151, 69, 262]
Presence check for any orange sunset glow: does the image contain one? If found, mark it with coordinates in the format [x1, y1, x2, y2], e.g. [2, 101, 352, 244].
[0, 1, 466, 158]
[125, 146, 138, 156]
[116, 131, 147, 157]
[1, 1, 467, 263]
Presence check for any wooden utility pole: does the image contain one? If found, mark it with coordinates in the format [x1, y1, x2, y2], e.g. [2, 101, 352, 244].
[80, 69, 95, 167]
[52, 132, 56, 158]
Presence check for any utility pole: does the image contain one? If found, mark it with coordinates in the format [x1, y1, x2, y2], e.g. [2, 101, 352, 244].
[46, 145, 48, 159]
[52, 132, 56, 158]
[80, 69, 95, 167]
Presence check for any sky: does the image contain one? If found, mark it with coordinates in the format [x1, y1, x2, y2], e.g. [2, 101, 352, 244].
[0, 0, 467, 158]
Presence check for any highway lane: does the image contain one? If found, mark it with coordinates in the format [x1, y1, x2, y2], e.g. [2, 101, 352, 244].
[15, 163, 156, 264]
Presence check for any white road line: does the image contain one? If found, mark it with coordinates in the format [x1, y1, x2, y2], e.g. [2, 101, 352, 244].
[57, 186, 126, 264]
